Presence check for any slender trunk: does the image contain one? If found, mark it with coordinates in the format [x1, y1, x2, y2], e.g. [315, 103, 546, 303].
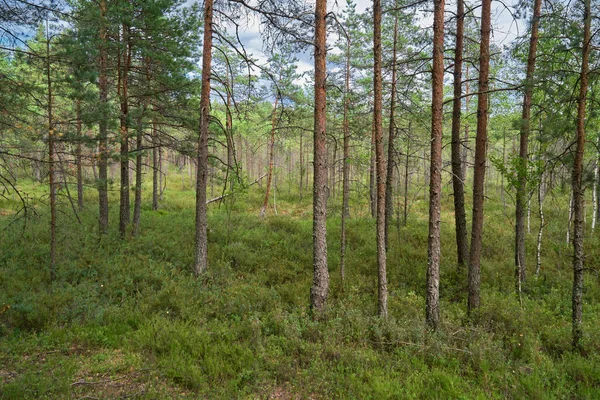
[340, 34, 351, 284]
[370, 121, 377, 218]
[567, 192, 573, 244]
[536, 171, 545, 276]
[426, 0, 445, 330]
[194, 0, 213, 276]
[98, 0, 109, 235]
[468, 0, 491, 314]
[152, 120, 159, 211]
[46, 22, 56, 281]
[451, 0, 468, 266]
[133, 66, 149, 236]
[571, 0, 591, 353]
[260, 96, 279, 218]
[310, 0, 329, 315]
[384, 16, 398, 250]
[300, 132, 304, 202]
[403, 123, 411, 226]
[515, 0, 542, 291]
[76, 99, 83, 210]
[119, 23, 131, 237]
[374, 0, 387, 318]
[592, 136, 598, 231]
[462, 65, 469, 180]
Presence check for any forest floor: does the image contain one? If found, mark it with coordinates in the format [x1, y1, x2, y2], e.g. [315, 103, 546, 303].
[1, 177, 600, 399]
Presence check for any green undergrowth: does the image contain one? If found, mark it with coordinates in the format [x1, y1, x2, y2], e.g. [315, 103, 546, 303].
[1, 178, 599, 398]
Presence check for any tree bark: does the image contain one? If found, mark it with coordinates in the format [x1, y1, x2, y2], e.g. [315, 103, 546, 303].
[98, 0, 109, 235]
[340, 33, 351, 284]
[373, 0, 387, 318]
[152, 120, 159, 211]
[46, 22, 56, 281]
[467, 0, 491, 314]
[76, 99, 83, 210]
[426, 0, 445, 330]
[194, 0, 213, 276]
[384, 15, 398, 251]
[451, 0, 468, 267]
[515, 0, 542, 296]
[310, 0, 329, 315]
[571, 0, 591, 353]
[260, 96, 279, 218]
[119, 23, 132, 237]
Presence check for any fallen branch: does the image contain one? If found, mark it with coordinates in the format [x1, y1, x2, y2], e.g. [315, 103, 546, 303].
[206, 174, 267, 205]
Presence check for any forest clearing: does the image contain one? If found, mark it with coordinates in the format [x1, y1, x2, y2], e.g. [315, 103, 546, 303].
[1, 0, 600, 398]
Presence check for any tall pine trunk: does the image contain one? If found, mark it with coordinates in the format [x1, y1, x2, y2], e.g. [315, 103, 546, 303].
[451, 0, 468, 267]
[119, 23, 132, 237]
[426, 0, 445, 330]
[340, 33, 351, 284]
[515, 0, 543, 295]
[97, 0, 109, 235]
[194, 0, 213, 276]
[76, 99, 83, 210]
[373, 0, 387, 318]
[310, 0, 329, 315]
[468, 0, 491, 314]
[384, 16, 398, 250]
[46, 22, 57, 281]
[571, 0, 591, 353]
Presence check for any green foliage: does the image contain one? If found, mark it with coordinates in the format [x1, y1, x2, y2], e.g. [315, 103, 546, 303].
[1, 177, 600, 398]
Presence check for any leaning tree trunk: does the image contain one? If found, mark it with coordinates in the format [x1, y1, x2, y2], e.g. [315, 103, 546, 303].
[571, 0, 591, 353]
[426, 0, 445, 330]
[310, 0, 329, 316]
[515, 0, 542, 298]
[468, 0, 492, 314]
[384, 15, 398, 251]
[193, 0, 213, 276]
[451, 0, 468, 267]
[260, 96, 279, 218]
[373, 0, 388, 318]
[97, 0, 109, 235]
[340, 33, 351, 284]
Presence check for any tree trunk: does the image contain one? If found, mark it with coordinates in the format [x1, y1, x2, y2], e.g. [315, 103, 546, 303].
[340, 33, 351, 284]
[152, 120, 159, 211]
[384, 15, 398, 251]
[76, 99, 83, 210]
[426, 0, 445, 330]
[194, 0, 213, 276]
[370, 122, 377, 218]
[46, 23, 56, 281]
[119, 23, 131, 237]
[451, 0, 468, 267]
[536, 169, 545, 276]
[373, 0, 387, 318]
[515, 0, 542, 291]
[310, 0, 329, 315]
[467, 0, 491, 314]
[260, 96, 279, 218]
[98, 0, 109, 235]
[462, 65, 469, 180]
[571, 0, 591, 353]
[404, 123, 411, 226]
